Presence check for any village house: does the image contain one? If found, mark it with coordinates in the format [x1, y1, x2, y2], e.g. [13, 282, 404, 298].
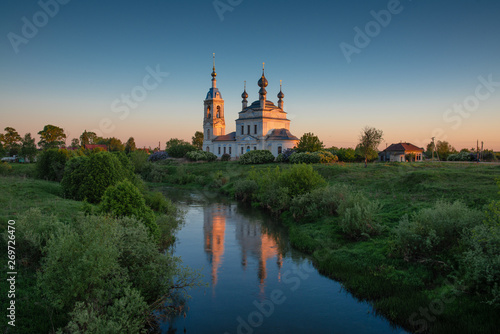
[379, 142, 424, 162]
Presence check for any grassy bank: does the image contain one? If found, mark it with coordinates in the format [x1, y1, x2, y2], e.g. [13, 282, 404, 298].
[149, 160, 500, 333]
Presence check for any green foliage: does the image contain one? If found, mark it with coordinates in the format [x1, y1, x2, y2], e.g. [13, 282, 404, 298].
[220, 153, 231, 161]
[167, 142, 197, 158]
[0, 162, 12, 175]
[21, 133, 38, 162]
[100, 180, 159, 240]
[296, 132, 324, 152]
[279, 163, 325, 197]
[290, 184, 350, 222]
[61, 151, 129, 203]
[1, 126, 22, 156]
[394, 201, 483, 261]
[358, 126, 383, 166]
[36, 148, 71, 181]
[140, 162, 168, 183]
[234, 179, 258, 202]
[289, 152, 320, 164]
[460, 224, 500, 306]
[337, 192, 381, 240]
[447, 151, 472, 161]
[191, 131, 204, 150]
[185, 150, 217, 162]
[38, 124, 66, 150]
[239, 150, 275, 164]
[334, 147, 357, 162]
[125, 137, 137, 154]
[144, 191, 176, 215]
[436, 140, 456, 161]
[129, 150, 150, 174]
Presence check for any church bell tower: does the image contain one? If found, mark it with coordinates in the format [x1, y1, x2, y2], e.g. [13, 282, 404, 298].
[203, 54, 225, 150]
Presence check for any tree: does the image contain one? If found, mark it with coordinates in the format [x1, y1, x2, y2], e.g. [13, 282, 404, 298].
[79, 130, 97, 147]
[125, 137, 137, 154]
[1, 127, 22, 156]
[70, 138, 80, 149]
[296, 132, 324, 152]
[38, 124, 66, 150]
[21, 133, 38, 162]
[436, 140, 456, 161]
[358, 126, 383, 167]
[107, 137, 125, 151]
[165, 138, 189, 150]
[0, 142, 5, 157]
[191, 131, 204, 150]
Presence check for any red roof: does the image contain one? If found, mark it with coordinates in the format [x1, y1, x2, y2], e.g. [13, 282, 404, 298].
[383, 143, 423, 152]
[85, 144, 108, 151]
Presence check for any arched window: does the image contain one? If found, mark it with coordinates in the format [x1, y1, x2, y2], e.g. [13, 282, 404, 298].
[207, 106, 211, 119]
[278, 146, 282, 154]
[206, 146, 210, 152]
[246, 146, 250, 152]
[241, 147, 244, 154]
[216, 106, 221, 118]
[207, 129, 210, 140]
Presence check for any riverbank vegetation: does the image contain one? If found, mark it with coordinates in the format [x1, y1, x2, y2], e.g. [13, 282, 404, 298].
[140, 158, 500, 333]
[0, 153, 200, 333]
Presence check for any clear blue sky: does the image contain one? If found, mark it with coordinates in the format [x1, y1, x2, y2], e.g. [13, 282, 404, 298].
[1, 0, 499, 150]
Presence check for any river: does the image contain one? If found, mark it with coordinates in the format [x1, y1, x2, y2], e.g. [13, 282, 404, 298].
[159, 189, 408, 334]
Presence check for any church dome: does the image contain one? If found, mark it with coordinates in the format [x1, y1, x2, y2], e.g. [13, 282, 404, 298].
[259, 87, 267, 95]
[241, 90, 248, 99]
[277, 90, 284, 99]
[258, 75, 268, 88]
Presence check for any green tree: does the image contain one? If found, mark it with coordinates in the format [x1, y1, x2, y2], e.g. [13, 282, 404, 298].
[0, 142, 5, 157]
[36, 148, 71, 181]
[20, 133, 37, 162]
[107, 137, 125, 151]
[79, 130, 97, 147]
[358, 126, 383, 167]
[69, 138, 80, 149]
[125, 137, 137, 154]
[191, 131, 204, 150]
[436, 140, 456, 161]
[166, 138, 197, 158]
[38, 124, 66, 150]
[1, 126, 22, 156]
[166, 138, 189, 150]
[296, 132, 324, 152]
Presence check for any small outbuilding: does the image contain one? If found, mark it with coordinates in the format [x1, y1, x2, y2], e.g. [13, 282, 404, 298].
[379, 142, 424, 162]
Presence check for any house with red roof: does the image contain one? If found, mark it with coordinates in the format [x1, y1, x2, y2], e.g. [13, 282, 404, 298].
[379, 142, 424, 162]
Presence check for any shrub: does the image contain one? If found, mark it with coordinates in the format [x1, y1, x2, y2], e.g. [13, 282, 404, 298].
[289, 152, 320, 164]
[61, 151, 129, 203]
[220, 153, 231, 161]
[140, 162, 167, 183]
[279, 163, 325, 197]
[394, 201, 483, 261]
[290, 184, 350, 222]
[148, 151, 169, 162]
[460, 224, 500, 306]
[239, 150, 275, 164]
[100, 180, 159, 240]
[315, 150, 338, 163]
[0, 161, 12, 175]
[334, 148, 357, 162]
[447, 151, 472, 161]
[167, 143, 197, 158]
[276, 148, 295, 163]
[36, 148, 71, 181]
[185, 150, 217, 162]
[129, 150, 150, 174]
[234, 179, 258, 202]
[338, 192, 381, 240]
[144, 191, 176, 215]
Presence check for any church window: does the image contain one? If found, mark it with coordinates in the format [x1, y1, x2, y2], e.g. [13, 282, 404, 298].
[241, 125, 244, 135]
[207, 106, 211, 118]
[247, 125, 250, 135]
[217, 106, 221, 118]
[207, 129, 210, 140]
[254, 125, 257, 134]
[241, 147, 244, 154]
[218, 147, 221, 155]
[278, 146, 282, 154]
[253, 146, 256, 150]
[246, 146, 250, 152]
[229, 146, 232, 155]
[206, 146, 210, 152]
[223, 147, 226, 154]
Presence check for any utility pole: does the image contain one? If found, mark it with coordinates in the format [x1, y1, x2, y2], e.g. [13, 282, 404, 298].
[477, 140, 479, 164]
[431, 137, 435, 161]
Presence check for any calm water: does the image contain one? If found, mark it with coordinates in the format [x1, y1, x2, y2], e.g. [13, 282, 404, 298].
[160, 189, 407, 334]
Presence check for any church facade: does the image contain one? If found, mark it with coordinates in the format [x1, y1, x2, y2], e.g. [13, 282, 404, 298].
[202, 61, 299, 158]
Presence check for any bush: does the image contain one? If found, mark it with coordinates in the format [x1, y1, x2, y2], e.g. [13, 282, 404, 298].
[100, 180, 159, 240]
[460, 224, 500, 306]
[279, 163, 325, 197]
[167, 144, 197, 158]
[334, 148, 357, 162]
[337, 192, 381, 240]
[0, 162, 12, 175]
[185, 150, 217, 162]
[447, 151, 472, 161]
[148, 151, 169, 162]
[315, 150, 338, 163]
[144, 191, 176, 215]
[394, 201, 483, 262]
[220, 153, 231, 161]
[239, 150, 275, 164]
[289, 152, 320, 164]
[234, 179, 258, 202]
[129, 150, 150, 174]
[276, 148, 295, 163]
[61, 151, 129, 203]
[290, 184, 350, 222]
[36, 148, 71, 181]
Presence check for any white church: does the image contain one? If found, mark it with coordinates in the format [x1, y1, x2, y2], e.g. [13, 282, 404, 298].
[202, 59, 299, 158]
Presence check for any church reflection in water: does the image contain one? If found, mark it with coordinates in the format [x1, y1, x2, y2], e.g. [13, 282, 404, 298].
[203, 204, 283, 292]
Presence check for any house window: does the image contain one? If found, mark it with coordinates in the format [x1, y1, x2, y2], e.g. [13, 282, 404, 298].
[254, 125, 257, 134]
[278, 146, 282, 154]
[223, 147, 226, 154]
[241, 125, 244, 135]
[206, 146, 210, 152]
[218, 147, 221, 155]
[229, 146, 232, 155]
[246, 146, 250, 152]
[241, 147, 244, 154]
[247, 125, 250, 135]
[253, 146, 256, 150]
